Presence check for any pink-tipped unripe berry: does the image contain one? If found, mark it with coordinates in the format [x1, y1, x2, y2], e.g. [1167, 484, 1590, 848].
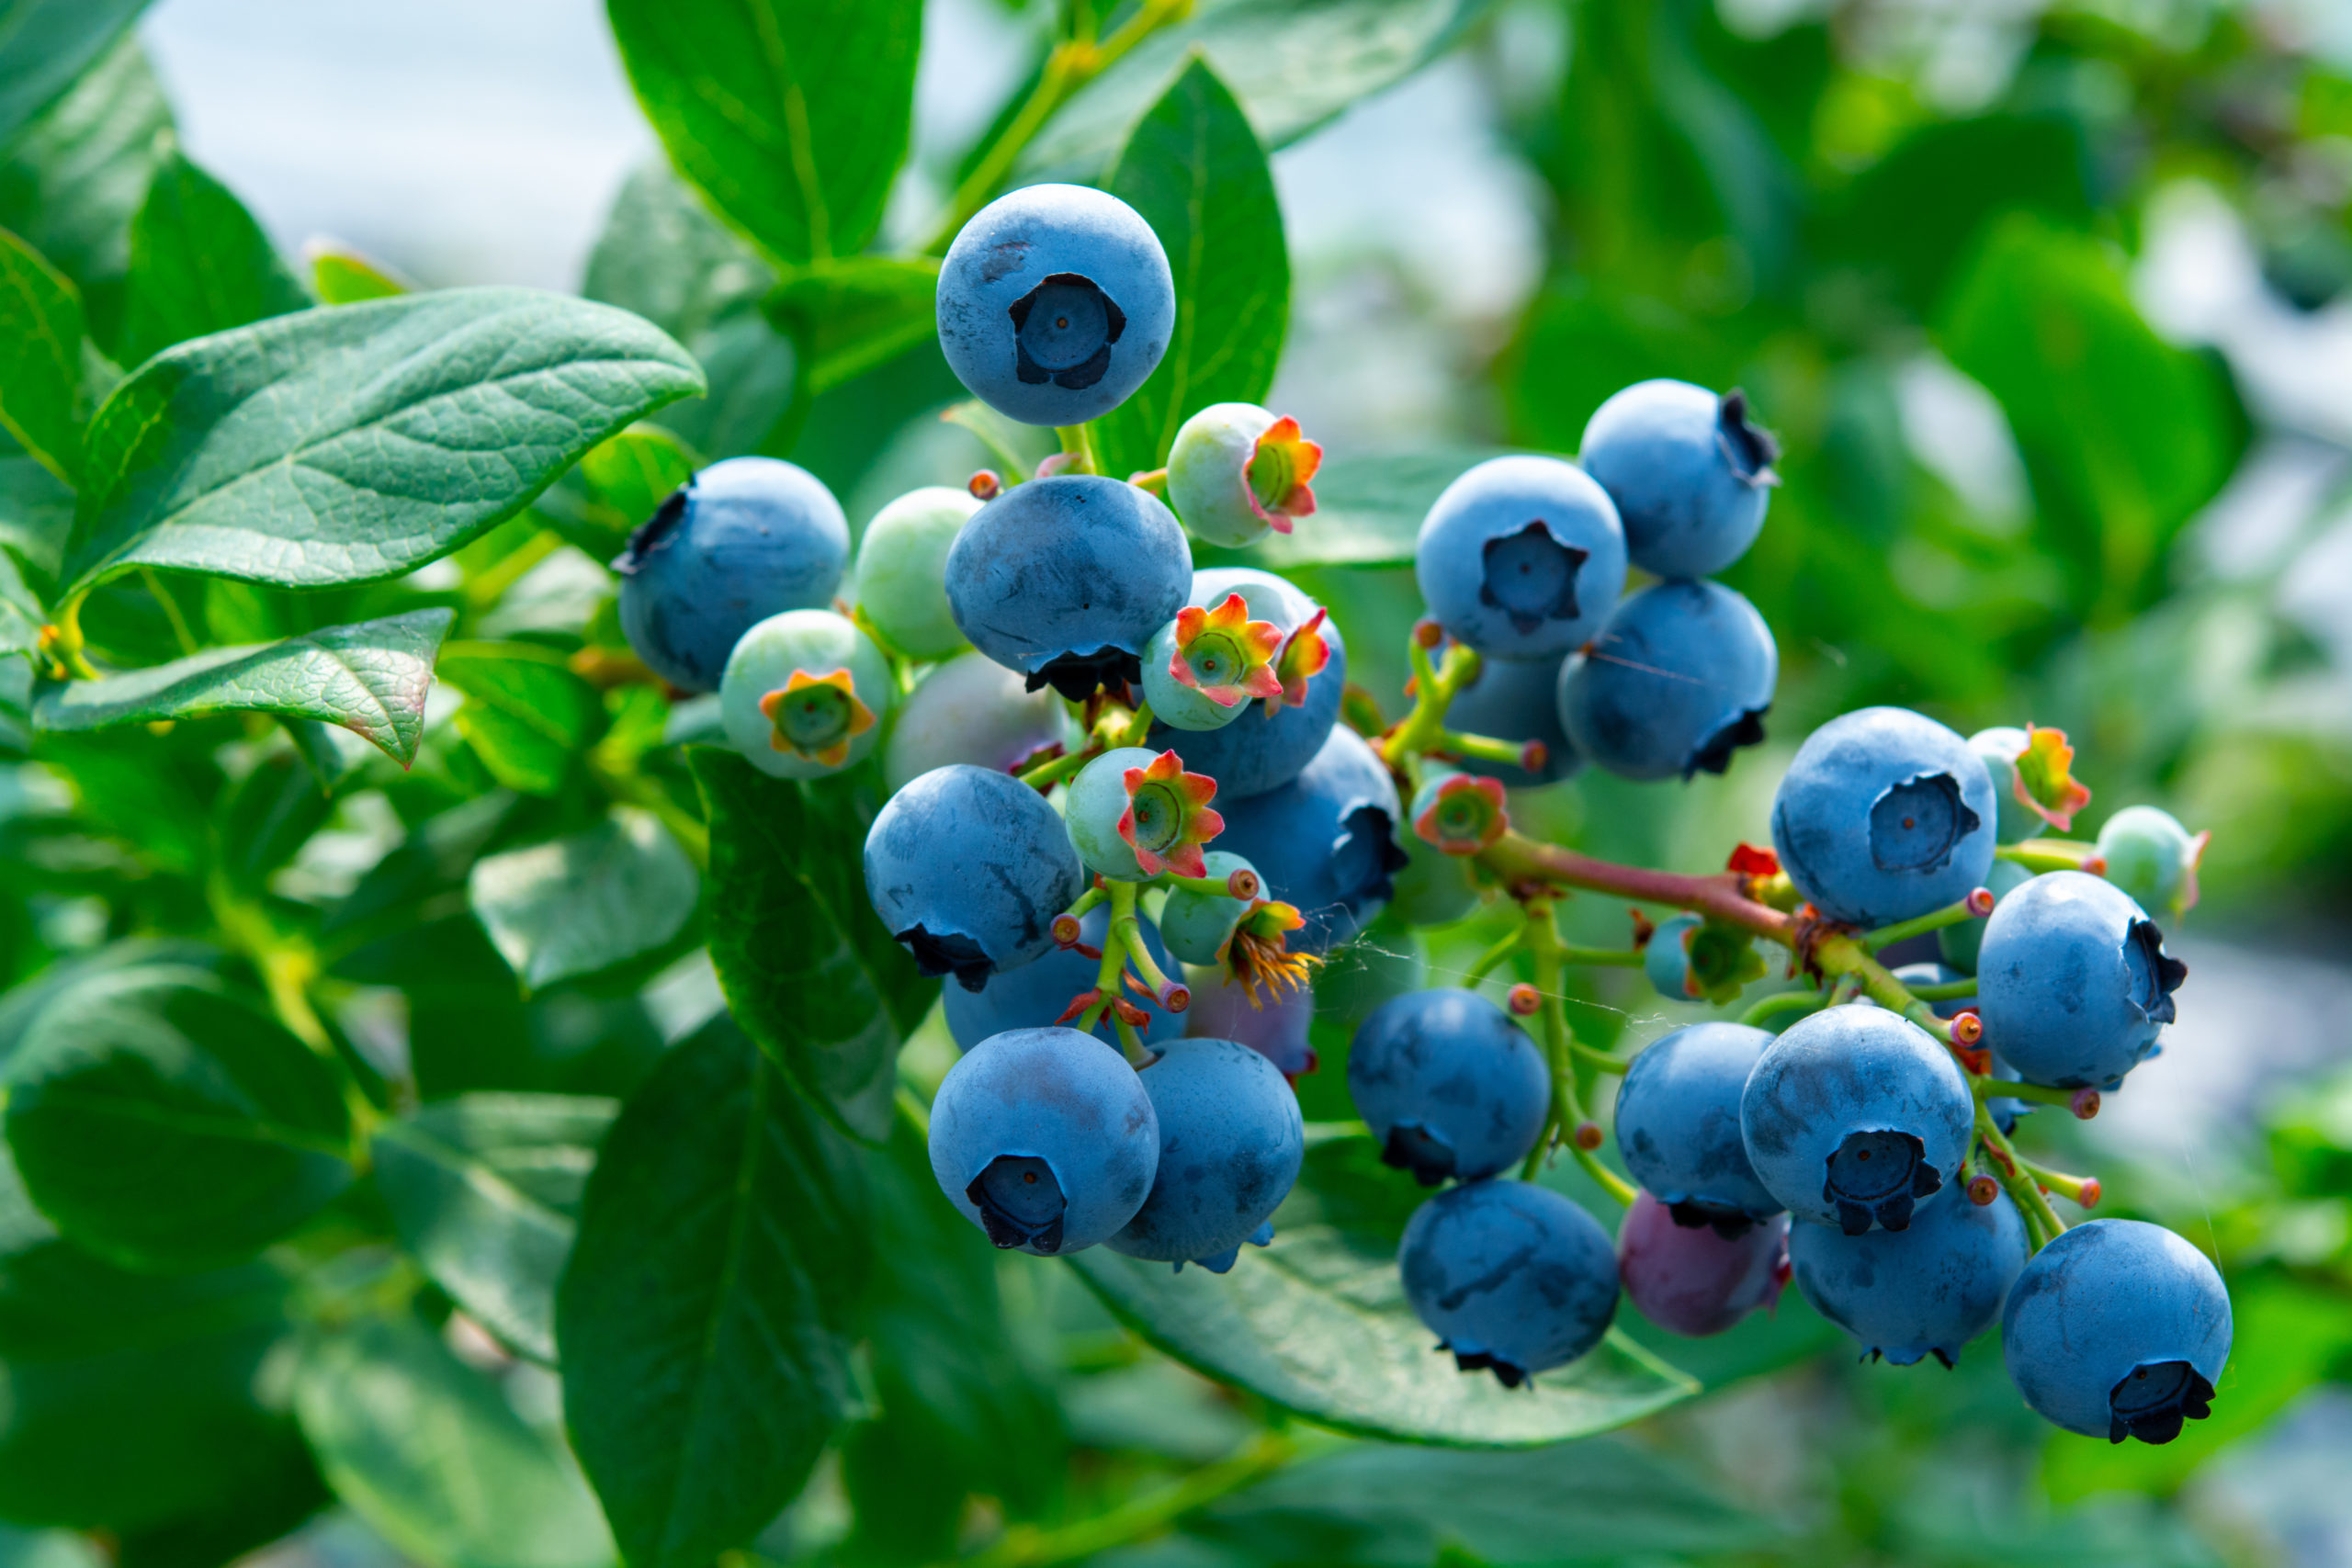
[1572, 1121, 1603, 1152]
[1965, 886, 1996, 918]
[1226, 866, 1261, 900]
[1951, 1010, 1984, 1045]
[1969, 1174, 1999, 1206]
[2070, 1088, 2102, 1120]
[1507, 982, 1541, 1017]
[968, 469, 1001, 500]
[1052, 912, 1083, 947]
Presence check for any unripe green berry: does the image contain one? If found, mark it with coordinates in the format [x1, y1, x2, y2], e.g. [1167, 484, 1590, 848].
[851, 485, 982, 659]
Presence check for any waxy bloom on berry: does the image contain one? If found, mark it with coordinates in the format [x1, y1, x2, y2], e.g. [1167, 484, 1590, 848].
[1411, 772, 1508, 855]
[758, 668, 876, 767]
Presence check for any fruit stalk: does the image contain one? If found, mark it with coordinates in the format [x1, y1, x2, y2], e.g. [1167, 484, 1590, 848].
[1515, 897, 1636, 1204]
[1973, 1103, 2068, 1248]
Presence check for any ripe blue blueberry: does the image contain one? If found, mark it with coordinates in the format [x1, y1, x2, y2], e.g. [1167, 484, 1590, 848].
[1347, 987, 1549, 1186]
[1443, 652, 1578, 788]
[1789, 1185, 2030, 1367]
[882, 650, 1076, 793]
[1768, 706, 1999, 928]
[1975, 870, 2185, 1089]
[1107, 1038, 1306, 1273]
[1399, 1179, 1620, 1386]
[1414, 456, 1628, 661]
[1934, 856, 2030, 975]
[1613, 1021, 1781, 1233]
[851, 485, 982, 660]
[944, 475, 1192, 701]
[928, 1026, 1159, 1255]
[1577, 379, 1778, 580]
[615, 457, 849, 693]
[1558, 580, 1776, 781]
[864, 763, 1087, 990]
[2001, 1218, 2231, 1444]
[2096, 804, 2208, 922]
[936, 183, 1174, 426]
[1184, 964, 1317, 1078]
[943, 907, 1184, 1054]
[1616, 1190, 1789, 1338]
[1212, 724, 1406, 954]
[1739, 1004, 1975, 1235]
[1892, 961, 2028, 1134]
[1148, 568, 1344, 799]
[718, 610, 892, 779]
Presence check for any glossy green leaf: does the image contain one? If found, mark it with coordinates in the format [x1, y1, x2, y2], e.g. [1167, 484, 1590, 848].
[467, 809, 697, 992]
[606, 0, 922, 266]
[690, 748, 933, 1141]
[294, 1309, 614, 1568]
[539, 423, 696, 563]
[1094, 57, 1288, 483]
[0, 0, 150, 147]
[310, 243, 408, 304]
[0, 429, 75, 584]
[0, 547, 40, 659]
[63, 287, 705, 597]
[764, 257, 939, 394]
[1023, 0, 1490, 180]
[32, 607, 454, 764]
[1222, 446, 1504, 569]
[373, 1093, 616, 1365]
[1, 965, 355, 1271]
[557, 1016, 868, 1568]
[435, 640, 605, 795]
[0, 226, 86, 482]
[118, 147, 311, 367]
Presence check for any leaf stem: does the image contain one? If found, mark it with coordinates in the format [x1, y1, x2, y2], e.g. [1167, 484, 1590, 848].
[1378, 638, 1479, 770]
[1462, 926, 1523, 987]
[1907, 977, 1978, 1001]
[1431, 728, 1525, 768]
[953, 1431, 1293, 1568]
[1116, 699, 1155, 749]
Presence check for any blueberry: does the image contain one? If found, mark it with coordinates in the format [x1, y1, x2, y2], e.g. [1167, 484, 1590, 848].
[1934, 857, 2030, 975]
[928, 1026, 1159, 1255]
[1347, 987, 1549, 1186]
[2096, 805, 2208, 921]
[1975, 870, 2186, 1089]
[1768, 706, 1999, 928]
[1966, 727, 2046, 845]
[1892, 961, 2028, 1134]
[1642, 912, 1707, 1002]
[1107, 1038, 1306, 1273]
[1184, 964, 1317, 1078]
[1386, 829, 1482, 928]
[1558, 580, 1776, 781]
[1414, 456, 1628, 661]
[1577, 379, 1778, 579]
[1212, 724, 1406, 954]
[936, 183, 1174, 426]
[864, 763, 1087, 990]
[1739, 1004, 1975, 1235]
[2001, 1219, 2231, 1443]
[1789, 1184, 2030, 1367]
[882, 650, 1077, 794]
[717, 610, 893, 779]
[1148, 568, 1344, 799]
[1157, 851, 1259, 965]
[944, 475, 1191, 701]
[943, 907, 1184, 1054]
[851, 485, 982, 660]
[1065, 747, 1223, 882]
[1613, 1021, 1781, 1232]
[1399, 1179, 1620, 1386]
[1141, 593, 1284, 734]
[1166, 403, 1321, 548]
[615, 457, 850, 692]
[1442, 651, 1579, 788]
[1616, 1190, 1789, 1338]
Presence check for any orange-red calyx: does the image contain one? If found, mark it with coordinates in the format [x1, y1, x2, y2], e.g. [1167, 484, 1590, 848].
[2012, 723, 2093, 832]
[1117, 750, 1223, 879]
[1415, 773, 1509, 856]
[1243, 415, 1322, 534]
[1264, 608, 1333, 716]
[1169, 593, 1284, 708]
[757, 668, 875, 765]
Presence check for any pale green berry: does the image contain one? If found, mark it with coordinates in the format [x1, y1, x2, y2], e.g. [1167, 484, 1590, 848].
[852, 486, 982, 659]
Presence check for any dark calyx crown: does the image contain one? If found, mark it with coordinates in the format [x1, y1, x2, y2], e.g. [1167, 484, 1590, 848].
[2109, 1360, 2215, 1445]
[1443, 1344, 1531, 1389]
[1716, 388, 1781, 483]
[1687, 705, 1770, 778]
[1380, 1122, 1456, 1188]
[1027, 648, 1144, 705]
[613, 483, 692, 575]
[2127, 918, 2188, 1025]
[1668, 1197, 1758, 1240]
[1823, 1129, 1941, 1235]
[1009, 272, 1127, 390]
[898, 925, 997, 992]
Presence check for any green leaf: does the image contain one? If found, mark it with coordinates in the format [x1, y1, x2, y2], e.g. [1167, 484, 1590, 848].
[1023, 0, 1490, 180]
[309, 242, 408, 304]
[539, 423, 697, 563]
[435, 640, 606, 795]
[1937, 214, 2238, 621]
[0, 226, 87, 482]
[63, 287, 706, 597]
[557, 1015, 869, 1568]
[0, 0, 150, 147]
[294, 1309, 614, 1568]
[605, 0, 923, 266]
[32, 607, 455, 765]
[467, 809, 698, 992]
[690, 748, 934, 1141]
[0, 545, 40, 659]
[2, 965, 355, 1271]
[1220, 446, 1504, 569]
[372, 1092, 617, 1365]
[1094, 56, 1288, 483]
[0, 428, 76, 584]
[1068, 1136, 1696, 1445]
[118, 146, 311, 367]
[763, 257, 939, 394]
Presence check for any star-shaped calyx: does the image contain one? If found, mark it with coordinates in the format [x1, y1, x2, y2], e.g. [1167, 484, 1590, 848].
[2011, 722, 2093, 832]
[1263, 608, 1332, 717]
[758, 668, 876, 766]
[1243, 416, 1322, 534]
[1412, 773, 1509, 856]
[1118, 750, 1224, 879]
[1168, 593, 1283, 709]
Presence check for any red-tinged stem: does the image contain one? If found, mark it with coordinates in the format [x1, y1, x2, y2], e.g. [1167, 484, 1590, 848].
[1477, 830, 1790, 939]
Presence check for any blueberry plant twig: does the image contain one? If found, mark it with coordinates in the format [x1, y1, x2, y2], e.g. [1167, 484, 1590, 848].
[1859, 889, 1994, 953]
[1513, 896, 1637, 1205]
[1461, 926, 1524, 987]
[1974, 1102, 2069, 1244]
[1017, 745, 1097, 791]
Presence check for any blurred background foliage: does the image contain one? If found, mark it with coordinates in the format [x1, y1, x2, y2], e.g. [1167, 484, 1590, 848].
[4, 0, 2352, 1566]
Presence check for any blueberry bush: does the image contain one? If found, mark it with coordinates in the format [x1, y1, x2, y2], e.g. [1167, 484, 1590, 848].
[3, 3, 2350, 1567]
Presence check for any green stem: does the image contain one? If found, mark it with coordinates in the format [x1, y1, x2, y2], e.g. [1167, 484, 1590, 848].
[1555, 945, 1645, 968]
[1997, 839, 2098, 874]
[2017, 1155, 2098, 1207]
[953, 1432, 1293, 1568]
[1076, 879, 1139, 1035]
[1113, 907, 1177, 1001]
[1740, 988, 1827, 1029]
[43, 592, 101, 682]
[1908, 977, 1978, 1001]
[1060, 883, 1109, 925]
[1056, 421, 1102, 477]
[1975, 1105, 2066, 1247]
[1116, 699, 1155, 749]
[1379, 641, 1478, 769]
[1567, 1038, 1630, 1074]
[1018, 744, 1099, 791]
[1515, 898, 1634, 1205]
[1462, 927, 1523, 988]
[1860, 897, 1984, 953]
[1433, 728, 1524, 767]
[1972, 1075, 2083, 1109]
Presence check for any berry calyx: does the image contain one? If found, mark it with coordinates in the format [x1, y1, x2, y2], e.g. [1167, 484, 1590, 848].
[1267, 608, 1333, 716]
[1223, 897, 1318, 1005]
[1117, 750, 1223, 879]
[1507, 982, 1541, 1016]
[1166, 593, 1283, 707]
[2071, 1088, 2103, 1120]
[756, 667, 876, 766]
[1412, 773, 1509, 856]
[968, 468, 1001, 500]
[2011, 722, 2093, 832]
[1969, 1174, 2000, 1205]
[1242, 415, 1322, 531]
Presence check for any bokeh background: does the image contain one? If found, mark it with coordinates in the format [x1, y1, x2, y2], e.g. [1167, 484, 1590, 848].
[13, 0, 2352, 1562]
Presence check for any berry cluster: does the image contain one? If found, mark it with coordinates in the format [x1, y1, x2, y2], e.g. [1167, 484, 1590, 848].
[615, 184, 2230, 1445]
